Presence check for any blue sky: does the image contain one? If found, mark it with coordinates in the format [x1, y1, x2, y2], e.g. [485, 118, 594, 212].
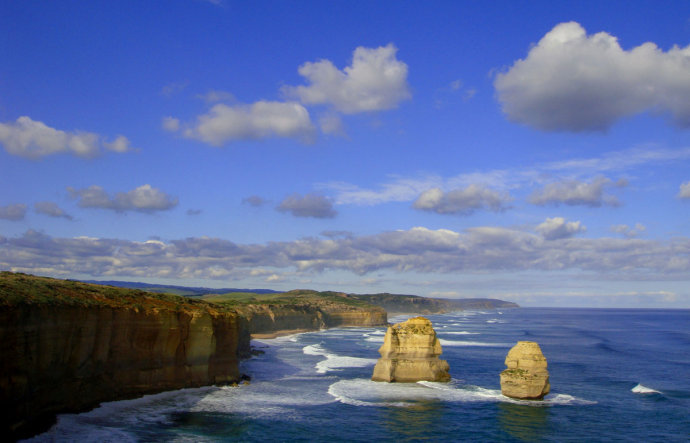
[2, 1, 690, 307]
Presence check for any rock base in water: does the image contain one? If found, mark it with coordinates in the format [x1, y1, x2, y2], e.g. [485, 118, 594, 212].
[500, 341, 550, 400]
[372, 316, 450, 382]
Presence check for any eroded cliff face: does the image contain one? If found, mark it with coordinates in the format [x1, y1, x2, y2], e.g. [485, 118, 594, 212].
[0, 274, 388, 440]
[0, 304, 247, 440]
[372, 317, 450, 382]
[499, 341, 550, 400]
[236, 303, 387, 335]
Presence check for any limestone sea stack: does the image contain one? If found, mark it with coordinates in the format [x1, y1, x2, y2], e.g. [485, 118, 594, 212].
[372, 316, 450, 382]
[500, 341, 550, 400]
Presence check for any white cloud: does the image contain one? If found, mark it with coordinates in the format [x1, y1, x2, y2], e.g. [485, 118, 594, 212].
[495, 21, 690, 131]
[413, 185, 512, 215]
[67, 184, 178, 213]
[679, 181, 690, 199]
[2, 226, 688, 281]
[34, 201, 73, 220]
[324, 146, 687, 207]
[161, 117, 181, 132]
[0, 116, 133, 159]
[283, 44, 411, 114]
[0, 203, 27, 221]
[536, 217, 586, 240]
[277, 193, 337, 218]
[529, 176, 626, 207]
[103, 135, 134, 153]
[180, 101, 315, 145]
[611, 223, 646, 238]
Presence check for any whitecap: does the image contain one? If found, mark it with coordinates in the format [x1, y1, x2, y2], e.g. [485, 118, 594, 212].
[303, 344, 377, 374]
[439, 339, 511, 347]
[442, 331, 479, 335]
[632, 383, 662, 394]
[328, 379, 596, 408]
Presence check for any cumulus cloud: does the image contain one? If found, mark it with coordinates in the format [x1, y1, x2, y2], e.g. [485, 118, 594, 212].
[2, 226, 688, 281]
[177, 101, 315, 145]
[536, 217, 586, 240]
[283, 44, 411, 114]
[495, 21, 690, 131]
[413, 185, 512, 215]
[529, 176, 626, 207]
[34, 201, 73, 220]
[277, 193, 337, 218]
[103, 135, 134, 153]
[242, 195, 268, 207]
[0, 203, 27, 221]
[0, 116, 134, 159]
[679, 181, 690, 199]
[67, 184, 178, 213]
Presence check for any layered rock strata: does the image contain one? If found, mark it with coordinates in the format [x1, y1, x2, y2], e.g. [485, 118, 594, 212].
[372, 316, 450, 382]
[500, 341, 550, 400]
[237, 303, 387, 336]
[0, 273, 388, 440]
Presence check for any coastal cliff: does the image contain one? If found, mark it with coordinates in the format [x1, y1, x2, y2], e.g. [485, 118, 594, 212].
[205, 289, 387, 336]
[0, 272, 247, 440]
[349, 293, 519, 314]
[0, 274, 387, 440]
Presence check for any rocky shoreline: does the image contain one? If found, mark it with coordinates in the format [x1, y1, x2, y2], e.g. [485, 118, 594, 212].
[0, 273, 387, 441]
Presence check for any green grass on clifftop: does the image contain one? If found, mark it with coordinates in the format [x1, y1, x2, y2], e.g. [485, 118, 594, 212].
[0, 272, 226, 314]
[201, 289, 373, 308]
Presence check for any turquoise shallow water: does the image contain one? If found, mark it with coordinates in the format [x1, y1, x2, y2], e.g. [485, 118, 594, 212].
[27, 308, 690, 442]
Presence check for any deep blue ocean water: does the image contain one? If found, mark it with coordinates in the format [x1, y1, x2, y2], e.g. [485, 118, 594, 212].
[28, 308, 690, 442]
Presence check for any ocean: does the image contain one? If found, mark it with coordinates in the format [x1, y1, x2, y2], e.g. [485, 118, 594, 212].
[27, 308, 690, 442]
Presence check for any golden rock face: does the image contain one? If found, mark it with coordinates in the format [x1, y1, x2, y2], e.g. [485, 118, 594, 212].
[500, 341, 550, 400]
[371, 316, 451, 382]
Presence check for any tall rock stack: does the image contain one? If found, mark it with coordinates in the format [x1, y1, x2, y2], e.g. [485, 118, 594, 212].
[500, 341, 550, 400]
[372, 317, 450, 382]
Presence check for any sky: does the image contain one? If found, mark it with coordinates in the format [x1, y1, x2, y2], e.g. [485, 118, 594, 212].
[1, 1, 690, 308]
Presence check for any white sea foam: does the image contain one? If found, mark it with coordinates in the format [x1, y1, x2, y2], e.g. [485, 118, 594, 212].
[486, 319, 505, 324]
[442, 331, 479, 335]
[303, 344, 377, 374]
[632, 383, 662, 394]
[328, 379, 595, 408]
[439, 339, 511, 347]
[365, 336, 384, 343]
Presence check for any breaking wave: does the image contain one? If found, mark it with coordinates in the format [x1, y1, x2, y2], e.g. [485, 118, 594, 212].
[328, 379, 595, 408]
[632, 383, 662, 394]
[303, 344, 377, 374]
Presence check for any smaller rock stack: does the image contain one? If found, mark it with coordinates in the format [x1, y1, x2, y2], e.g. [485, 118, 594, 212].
[372, 316, 450, 382]
[500, 341, 550, 400]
